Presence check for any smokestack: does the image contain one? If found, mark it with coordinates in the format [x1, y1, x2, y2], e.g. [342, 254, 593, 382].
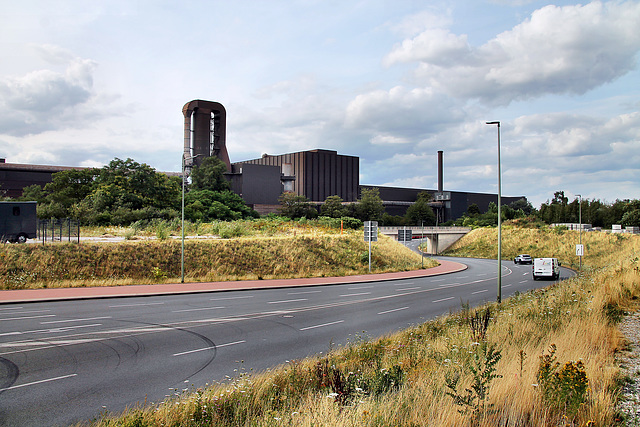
[437, 150, 443, 193]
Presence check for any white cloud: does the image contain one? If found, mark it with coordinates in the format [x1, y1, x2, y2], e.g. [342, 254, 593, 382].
[388, 1, 640, 105]
[344, 86, 465, 137]
[0, 46, 98, 136]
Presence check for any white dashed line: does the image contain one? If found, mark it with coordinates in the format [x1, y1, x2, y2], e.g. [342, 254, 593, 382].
[377, 307, 409, 315]
[172, 306, 224, 313]
[41, 317, 111, 324]
[432, 297, 455, 303]
[300, 320, 344, 331]
[0, 374, 77, 392]
[173, 340, 246, 357]
[267, 299, 308, 304]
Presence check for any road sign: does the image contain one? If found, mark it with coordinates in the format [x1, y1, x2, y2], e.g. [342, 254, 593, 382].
[398, 229, 412, 242]
[364, 221, 378, 242]
[576, 244, 584, 256]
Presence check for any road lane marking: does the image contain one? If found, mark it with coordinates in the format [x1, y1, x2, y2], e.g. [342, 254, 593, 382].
[339, 292, 371, 297]
[0, 307, 24, 311]
[472, 289, 488, 295]
[210, 296, 254, 301]
[396, 287, 420, 291]
[173, 340, 246, 357]
[300, 320, 344, 331]
[287, 290, 322, 295]
[41, 317, 111, 324]
[267, 299, 308, 304]
[432, 297, 455, 303]
[45, 324, 103, 334]
[172, 306, 224, 313]
[109, 302, 165, 308]
[378, 307, 409, 315]
[0, 315, 56, 322]
[0, 374, 77, 392]
[503, 284, 512, 288]
[394, 282, 414, 286]
[0, 309, 50, 315]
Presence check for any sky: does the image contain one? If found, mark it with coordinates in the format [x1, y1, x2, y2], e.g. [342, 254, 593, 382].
[1, 0, 639, 208]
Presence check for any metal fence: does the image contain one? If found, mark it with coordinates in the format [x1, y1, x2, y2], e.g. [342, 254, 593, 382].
[37, 218, 80, 244]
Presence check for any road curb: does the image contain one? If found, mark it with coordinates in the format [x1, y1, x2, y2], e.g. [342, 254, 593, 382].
[0, 259, 467, 304]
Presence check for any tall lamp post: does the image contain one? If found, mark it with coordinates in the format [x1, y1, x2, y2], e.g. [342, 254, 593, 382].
[181, 153, 200, 283]
[576, 194, 582, 272]
[486, 121, 502, 303]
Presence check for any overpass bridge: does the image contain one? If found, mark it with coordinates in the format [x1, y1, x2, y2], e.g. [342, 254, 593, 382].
[379, 226, 471, 255]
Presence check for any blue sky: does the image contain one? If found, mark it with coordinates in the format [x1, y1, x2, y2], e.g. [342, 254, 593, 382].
[1, 0, 638, 208]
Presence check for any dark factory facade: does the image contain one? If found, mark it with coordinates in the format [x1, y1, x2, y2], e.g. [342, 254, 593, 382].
[0, 99, 527, 221]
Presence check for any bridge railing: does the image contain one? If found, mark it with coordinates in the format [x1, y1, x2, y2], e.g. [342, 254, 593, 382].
[379, 226, 471, 234]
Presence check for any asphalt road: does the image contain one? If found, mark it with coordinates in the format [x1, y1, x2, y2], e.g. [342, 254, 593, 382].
[0, 256, 573, 426]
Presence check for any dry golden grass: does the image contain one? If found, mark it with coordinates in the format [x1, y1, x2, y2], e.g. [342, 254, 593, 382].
[78, 228, 640, 426]
[0, 226, 435, 290]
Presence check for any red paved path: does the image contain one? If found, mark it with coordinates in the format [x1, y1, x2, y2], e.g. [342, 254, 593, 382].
[0, 259, 466, 304]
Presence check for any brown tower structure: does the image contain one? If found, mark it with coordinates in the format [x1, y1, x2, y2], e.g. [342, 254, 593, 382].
[182, 100, 230, 171]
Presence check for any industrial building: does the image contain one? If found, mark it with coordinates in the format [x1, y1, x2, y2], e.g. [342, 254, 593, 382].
[0, 99, 527, 221]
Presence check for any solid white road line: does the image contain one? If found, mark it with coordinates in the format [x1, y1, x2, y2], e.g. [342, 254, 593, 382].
[339, 292, 371, 297]
[472, 289, 488, 294]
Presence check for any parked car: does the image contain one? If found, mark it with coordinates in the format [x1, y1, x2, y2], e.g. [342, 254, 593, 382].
[532, 257, 560, 280]
[513, 254, 533, 264]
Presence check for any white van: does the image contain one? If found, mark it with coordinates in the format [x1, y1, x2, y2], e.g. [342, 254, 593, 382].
[532, 258, 560, 280]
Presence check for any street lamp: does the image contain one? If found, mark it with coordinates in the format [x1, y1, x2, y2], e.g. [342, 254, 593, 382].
[486, 121, 502, 303]
[576, 194, 582, 272]
[181, 153, 200, 283]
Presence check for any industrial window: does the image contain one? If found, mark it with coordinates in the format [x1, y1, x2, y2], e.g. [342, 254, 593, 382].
[13, 207, 20, 216]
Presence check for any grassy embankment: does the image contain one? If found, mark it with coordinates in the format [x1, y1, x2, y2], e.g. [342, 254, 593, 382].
[77, 225, 640, 427]
[0, 219, 433, 290]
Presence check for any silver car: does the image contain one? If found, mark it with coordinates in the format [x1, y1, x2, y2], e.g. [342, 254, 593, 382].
[514, 254, 533, 264]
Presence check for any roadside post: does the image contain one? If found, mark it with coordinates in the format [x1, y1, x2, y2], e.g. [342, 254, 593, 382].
[363, 221, 378, 273]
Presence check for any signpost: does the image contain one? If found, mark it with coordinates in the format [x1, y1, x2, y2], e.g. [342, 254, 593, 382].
[397, 228, 412, 243]
[364, 221, 378, 272]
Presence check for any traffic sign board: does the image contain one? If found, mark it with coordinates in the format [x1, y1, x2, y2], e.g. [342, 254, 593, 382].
[398, 229, 412, 242]
[364, 221, 378, 242]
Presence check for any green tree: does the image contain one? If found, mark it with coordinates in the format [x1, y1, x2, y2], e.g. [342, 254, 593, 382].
[355, 187, 384, 222]
[190, 156, 230, 192]
[320, 195, 348, 218]
[19, 184, 48, 203]
[621, 209, 640, 227]
[278, 192, 317, 219]
[466, 203, 481, 216]
[405, 191, 436, 225]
